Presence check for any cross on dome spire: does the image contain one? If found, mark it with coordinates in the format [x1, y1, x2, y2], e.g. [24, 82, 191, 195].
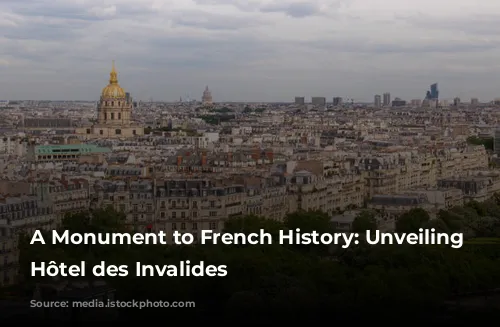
[109, 60, 118, 84]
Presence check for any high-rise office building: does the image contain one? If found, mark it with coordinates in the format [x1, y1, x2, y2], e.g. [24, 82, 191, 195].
[425, 83, 439, 100]
[294, 97, 305, 105]
[392, 98, 406, 107]
[383, 93, 391, 106]
[311, 97, 326, 106]
[374, 95, 382, 107]
[453, 97, 460, 107]
[411, 99, 422, 107]
[333, 97, 343, 106]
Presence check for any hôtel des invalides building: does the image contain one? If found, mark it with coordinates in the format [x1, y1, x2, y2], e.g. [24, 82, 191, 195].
[76, 61, 144, 138]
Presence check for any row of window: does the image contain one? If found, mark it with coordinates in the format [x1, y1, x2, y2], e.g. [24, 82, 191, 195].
[172, 222, 217, 230]
[104, 112, 122, 120]
[86, 129, 137, 135]
[131, 210, 219, 221]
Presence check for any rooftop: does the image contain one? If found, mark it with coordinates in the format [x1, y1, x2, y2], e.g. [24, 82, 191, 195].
[34, 144, 111, 154]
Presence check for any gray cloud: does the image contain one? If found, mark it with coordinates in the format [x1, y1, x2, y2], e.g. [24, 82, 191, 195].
[304, 38, 498, 54]
[1, 0, 500, 102]
[170, 10, 267, 30]
[260, 2, 322, 18]
[400, 13, 500, 37]
[3, 20, 86, 41]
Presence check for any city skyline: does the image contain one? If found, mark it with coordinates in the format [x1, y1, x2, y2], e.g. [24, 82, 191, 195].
[1, 0, 500, 102]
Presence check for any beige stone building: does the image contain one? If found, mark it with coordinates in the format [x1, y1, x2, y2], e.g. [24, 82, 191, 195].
[0, 229, 19, 287]
[367, 188, 463, 219]
[76, 61, 144, 139]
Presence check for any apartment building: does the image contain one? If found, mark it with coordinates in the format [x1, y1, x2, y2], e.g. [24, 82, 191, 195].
[242, 175, 289, 221]
[0, 196, 56, 236]
[94, 179, 245, 243]
[155, 179, 245, 243]
[0, 195, 55, 286]
[288, 171, 364, 215]
[360, 146, 489, 198]
[367, 188, 463, 218]
[0, 228, 18, 287]
[48, 178, 90, 215]
[437, 176, 500, 202]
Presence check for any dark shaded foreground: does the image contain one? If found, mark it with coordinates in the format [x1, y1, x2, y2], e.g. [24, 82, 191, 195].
[4, 205, 500, 322]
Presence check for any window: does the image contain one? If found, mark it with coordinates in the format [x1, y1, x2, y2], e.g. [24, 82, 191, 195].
[181, 212, 185, 219]
[118, 113, 121, 119]
[192, 212, 198, 218]
[181, 223, 186, 230]
[86, 129, 90, 134]
[133, 130, 136, 135]
[99, 130, 103, 135]
[172, 223, 177, 230]
[172, 212, 176, 219]
[115, 129, 121, 135]
[209, 222, 217, 229]
[192, 223, 197, 230]
[111, 113, 115, 119]
[160, 212, 165, 218]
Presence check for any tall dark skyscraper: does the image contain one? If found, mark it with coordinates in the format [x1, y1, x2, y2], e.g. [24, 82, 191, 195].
[425, 83, 439, 100]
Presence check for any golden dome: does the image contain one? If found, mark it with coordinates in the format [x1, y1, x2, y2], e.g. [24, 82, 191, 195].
[101, 60, 126, 99]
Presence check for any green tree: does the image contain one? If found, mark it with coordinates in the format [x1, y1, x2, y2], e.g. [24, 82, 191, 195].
[465, 200, 487, 217]
[395, 208, 430, 233]
[438, 209, 464, 232]
[351, 210, 377, 233]
[423, 218, 449, 233]
[284, 210, 333, 254]
[284, 210, 333, 234]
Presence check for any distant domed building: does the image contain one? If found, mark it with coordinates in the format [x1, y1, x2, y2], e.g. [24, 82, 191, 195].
[76, 61, 144, 138]
[202, 86, 213, 105]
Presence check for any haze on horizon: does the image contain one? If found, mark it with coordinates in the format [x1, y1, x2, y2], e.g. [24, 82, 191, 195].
[1, 0, 500, 102]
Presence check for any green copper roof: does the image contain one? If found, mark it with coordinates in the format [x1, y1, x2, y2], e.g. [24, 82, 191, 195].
[35, 144, 111, 154]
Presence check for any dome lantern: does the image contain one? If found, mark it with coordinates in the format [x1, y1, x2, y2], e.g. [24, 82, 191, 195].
[101, 60, 126, 99]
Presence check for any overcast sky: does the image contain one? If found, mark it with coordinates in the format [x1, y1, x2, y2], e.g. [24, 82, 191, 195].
[1, 0, 500, 102]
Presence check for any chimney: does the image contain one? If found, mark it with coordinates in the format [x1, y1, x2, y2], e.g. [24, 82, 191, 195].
[177, 156, 183, 166]
[252, 147, 260, 161]
[266, 151, 274, 163]
[201, 155, 207, 166]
